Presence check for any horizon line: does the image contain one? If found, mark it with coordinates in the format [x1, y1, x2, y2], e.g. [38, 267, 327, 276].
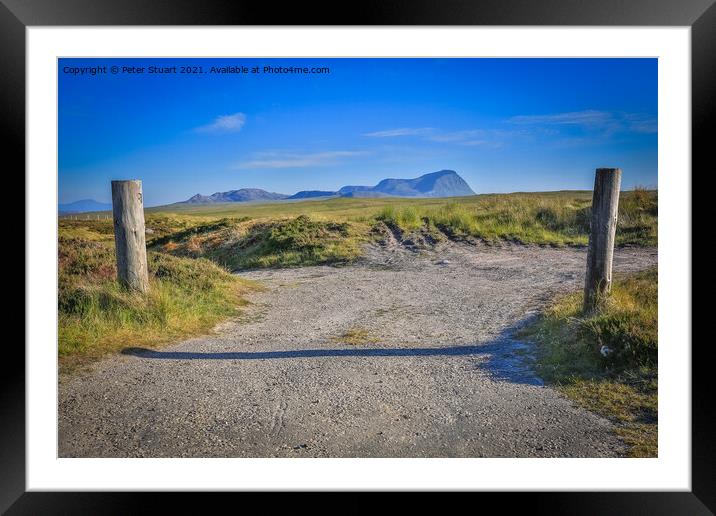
[58, 186, 659, 213]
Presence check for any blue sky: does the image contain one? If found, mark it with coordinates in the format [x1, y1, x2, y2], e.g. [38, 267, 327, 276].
[59, 58, 657, 207]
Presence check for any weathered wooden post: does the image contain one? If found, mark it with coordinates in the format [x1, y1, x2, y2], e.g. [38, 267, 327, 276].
[584, 168, 622, 312]
[111, 180, 149, 293]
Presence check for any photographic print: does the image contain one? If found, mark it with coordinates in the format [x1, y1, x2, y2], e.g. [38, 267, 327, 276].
[57, 57, 658, 458]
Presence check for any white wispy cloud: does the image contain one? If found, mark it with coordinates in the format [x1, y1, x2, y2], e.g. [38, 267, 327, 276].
[622, 113, 658, 133]
[196, 112, 247, 133]
[232, 150, 364, 169]
[509, 110, 656, 134]
[362, 110, 655, 152]
[363, 127, 435, 138]
[509, 110, 613, 127]
[363, 126, 512, 147]
[426, 129, 488, 143]
[460, 139, 496, 147]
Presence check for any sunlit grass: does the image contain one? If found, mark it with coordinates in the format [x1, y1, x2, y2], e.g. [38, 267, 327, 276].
[330, 327, 376, 346]
[372, 189, 656, 246]
[519, 267, 658, 457]
[67, 189, 657, 253]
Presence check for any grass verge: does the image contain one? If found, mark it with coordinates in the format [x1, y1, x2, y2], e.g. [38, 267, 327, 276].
[519, 266, 658, 457]
[58, 222, 256, 371]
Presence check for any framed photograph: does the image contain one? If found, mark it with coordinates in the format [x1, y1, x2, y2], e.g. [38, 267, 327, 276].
[5, 0, 710, 510]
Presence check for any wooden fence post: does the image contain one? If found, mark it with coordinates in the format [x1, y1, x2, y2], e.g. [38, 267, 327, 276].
[111, 180, 149, 293]
[584, 168, 622, 312]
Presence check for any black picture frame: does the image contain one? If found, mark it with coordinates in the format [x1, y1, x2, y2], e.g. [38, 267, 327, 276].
[4, 0, 710, 511]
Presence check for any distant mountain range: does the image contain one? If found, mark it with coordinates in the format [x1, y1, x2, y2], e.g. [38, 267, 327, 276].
[59, 171, 476, 212]
[183, 188, 289, 204]
[177, 170, 475, 205]
[58, 199, 112, 214]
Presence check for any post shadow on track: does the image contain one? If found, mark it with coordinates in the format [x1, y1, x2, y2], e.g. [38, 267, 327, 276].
[122, 345, 483, 360]
[121, 320, 544, 387]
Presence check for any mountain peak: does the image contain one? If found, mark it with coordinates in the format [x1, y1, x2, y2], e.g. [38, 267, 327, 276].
[426, 169, 458, 176]
[365, 170, 474, 198]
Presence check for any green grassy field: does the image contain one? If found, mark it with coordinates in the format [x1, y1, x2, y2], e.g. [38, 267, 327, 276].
[59, 189, 657, 366]
[148, 190, 656, 247]
[148, 190, 655, 264]
[518, 267, 658, 457]
[71, 189, 657, 248]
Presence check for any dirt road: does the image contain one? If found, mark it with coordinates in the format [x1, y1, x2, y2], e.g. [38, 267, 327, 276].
[59, 240, 657, 457]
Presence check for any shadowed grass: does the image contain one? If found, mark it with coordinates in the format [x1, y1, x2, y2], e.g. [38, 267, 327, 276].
[153, 214, 369, 269]
[519, 267, 658, 457]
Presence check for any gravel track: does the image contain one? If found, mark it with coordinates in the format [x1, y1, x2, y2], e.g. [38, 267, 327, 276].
[59, 239, 657, 457]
